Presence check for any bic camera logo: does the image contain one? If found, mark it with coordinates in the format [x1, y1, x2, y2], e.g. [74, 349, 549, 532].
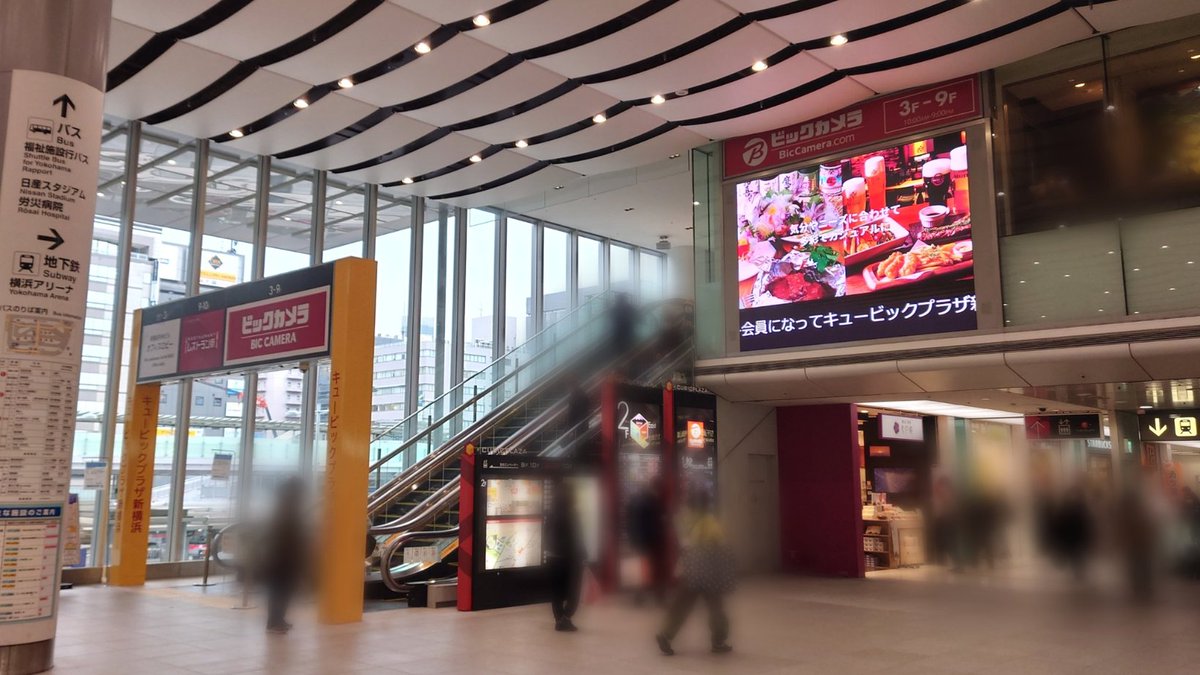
[742, 137, 769, 168]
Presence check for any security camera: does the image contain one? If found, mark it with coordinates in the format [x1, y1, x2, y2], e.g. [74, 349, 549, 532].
[1037, 407, 1047, 413]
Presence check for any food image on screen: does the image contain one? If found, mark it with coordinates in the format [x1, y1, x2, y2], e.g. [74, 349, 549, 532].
[484, 518, 542, 570]
[873, 468, 918, 494]
[737, 129, 977, 350]
[485, 478, 543, 517]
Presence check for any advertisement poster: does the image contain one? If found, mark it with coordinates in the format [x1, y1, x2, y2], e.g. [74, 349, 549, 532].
[675, 405, 717, 502]
[616, 398, 662, 586]
[223, 287, 330, 367]
[878, 414, 924, 442]
[736, 128, 976, 350]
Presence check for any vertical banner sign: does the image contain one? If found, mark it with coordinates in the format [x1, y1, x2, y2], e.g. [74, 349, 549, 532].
[0, 70, 102, 642]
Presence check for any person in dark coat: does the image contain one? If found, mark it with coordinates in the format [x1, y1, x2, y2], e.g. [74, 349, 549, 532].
[261, 476, 307, 633]
[544, 480, 585, 632]
[610, 293, 638, 371]
[628, 475, 669, 605]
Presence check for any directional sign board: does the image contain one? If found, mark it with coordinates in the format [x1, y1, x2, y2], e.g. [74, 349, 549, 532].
[1024, 414, 1102, 440]
[1137, 409, 1200, 442]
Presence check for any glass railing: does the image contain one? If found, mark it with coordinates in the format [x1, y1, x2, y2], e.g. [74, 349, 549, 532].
[366, 292, 614, 489]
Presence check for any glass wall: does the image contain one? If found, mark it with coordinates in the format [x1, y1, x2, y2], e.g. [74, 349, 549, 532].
[69, 119, 664, 568]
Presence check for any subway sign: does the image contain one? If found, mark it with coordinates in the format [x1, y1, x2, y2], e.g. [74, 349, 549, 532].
[1137, 409, 1200, 442]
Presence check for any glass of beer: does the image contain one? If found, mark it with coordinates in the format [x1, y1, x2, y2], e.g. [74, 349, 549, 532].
[921, 158, 952, 207]
[864, 155, 886, 211]
[842, 177, 866, 222]
[950, 146, 969, 215]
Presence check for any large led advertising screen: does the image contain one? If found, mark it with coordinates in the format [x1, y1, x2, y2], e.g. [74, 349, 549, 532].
[736, 129, 976, 350]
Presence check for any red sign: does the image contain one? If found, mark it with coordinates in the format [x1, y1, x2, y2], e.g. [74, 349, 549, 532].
[723, 76, 981, 179]
[686, 420, 705, 449]
[177, 309, 224, 374]
[868, 446, 891, 458]
[223, 287, 330, 367]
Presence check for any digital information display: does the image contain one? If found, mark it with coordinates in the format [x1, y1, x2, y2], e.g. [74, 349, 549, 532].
[735, 128, 977, 350]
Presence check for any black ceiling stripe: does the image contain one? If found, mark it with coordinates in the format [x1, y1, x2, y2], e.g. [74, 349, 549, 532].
[333, 128, 454, 173]
[142, 62, 258, 125]
[107, 0, 255, 91]
[418, 1, 1096, 199]
[419, 160, 551, 196]
[273, 109, 393, 159]
[515, 0, 679, 60]
[578, 14, 752, 85]
[744, 0, 840, 22]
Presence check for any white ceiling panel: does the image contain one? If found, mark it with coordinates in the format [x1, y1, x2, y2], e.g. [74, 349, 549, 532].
[556, 126, 708, 177]
[222, 94, 380, 156]
[103, 42, 236, 119]
[651, 51, 833, 121]
[759, 0, 939, 44]
[587, 24, 789, 102]
[1078, 0, 1200, 33]
[267, 4, 438, 85]
[340, 34, 507, 108]
[413, 150, 540, 197]
[386, 0, 492, 25]
[811, 0, 1056, 71]
[403, 63, 566, 127]
[521, 107, 664, 163]
[340, 132, 489, 184]
[185, 0, 358, 62]
[164, 70, 313, 140]
[439, 165, 583, 209]
[851, 13, 1093, 94]
[683, 77, 875, 142]
[468, 0, 644, 54]
[112, 0, 226, 32]
[108, 20, 155, 68]
[284, 115, 436, 170]
[463, 87, 619, 146]
[532, 0, 737, 79]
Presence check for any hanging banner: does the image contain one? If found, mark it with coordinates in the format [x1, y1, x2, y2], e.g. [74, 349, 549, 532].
[724, 76, 981, 179]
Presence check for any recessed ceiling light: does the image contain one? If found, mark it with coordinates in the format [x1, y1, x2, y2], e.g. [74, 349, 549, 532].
[1140, 405, 1153, 409]
[293, 98, 308, 109]
[1133, 267, 1141, 271]
[1162, 244, 1170, 249]
[229, 129, 244, 138]
[830, 34, 848, 47]
[1074, 82, 1086, 88]
[1170, 287, 1177, 291]
[414, 41, 431, 54]
[1106, 104, 1116, 112]
[472, 14, 490, 27]
[167, 159, 177, 166]
[469, 154, 482, 163]
[668, 153, 681, 159]
[334, 200, 343, 205]
[401, 177, 413, 184]
[651, 94, 666, 105]
[1098, 309, 1105, 312]
[1189, 261, 1195, 265]
[996, 191, 1005, 197]
[337, 77, 354, 89]
[515, 139, 528, 148]
[1019, 280, 1025, 284]
[1191, 54, 1200, 60]
[1063, 274, 1070, 278]
[283, 216, 291, 221]
[553, 185, 565, 190]
[623, 207, 634, 212]
[1104, 290, 1111, 294]
[692, 201, 700, 206]
[592, 113, 607, 124]
[1107, 250, 1115, 254]
[96, 192, 104, 198]
[751, 60, 768, 72]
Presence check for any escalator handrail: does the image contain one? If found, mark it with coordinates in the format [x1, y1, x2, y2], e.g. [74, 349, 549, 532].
[370, 477, 460, 535]
[379, 527, 460, 593]
[370, 290, 614, 444]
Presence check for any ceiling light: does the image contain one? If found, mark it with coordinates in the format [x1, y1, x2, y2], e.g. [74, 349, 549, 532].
[1189, 261, 1195, 265]
[1191, 54, 1200, 60]
[1063, 274, 1070, 278]
[1170, 287, 1178, 291]
[96, 192, 104, 198]
[1033, 261, 1039, 265]
[469, 154, 482, 163]
[668, 153, 681, 159]
[830, 34, 848, 47]
[229, 129, 244, 138]
[293, 98, 308, 109]
[592, 113, 607, 124]
[337, 77, 354, 89]
[1074, 82, 1086, 88]
[515, 139, 528, 148]
[651, 94, 666, 105]
[1140, 405, 1153, 409]
[1106, 104, 1116, 112]
[334, 200, 343, 205]
[283, 216, 291, 221]
[167, 159, 177, 166]
[401, 177, 413, 184]
[1108, 250, 1115, 254]
[414, 41, 431, 54]
[692, 201, 700, 206]
[1162, 244, 1170, 249]
[472, 14, 490, 27]
[553, 185, 564, 190]
[1133, 267, 1141, 271]
[1104, 290, 1111, 294]
[751, 60, 768, 72]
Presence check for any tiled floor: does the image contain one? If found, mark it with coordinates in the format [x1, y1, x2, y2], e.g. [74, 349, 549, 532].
[51, 569, 1200, 674]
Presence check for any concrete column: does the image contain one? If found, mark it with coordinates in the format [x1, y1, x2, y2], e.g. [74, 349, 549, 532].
[0, 1, 111, 672]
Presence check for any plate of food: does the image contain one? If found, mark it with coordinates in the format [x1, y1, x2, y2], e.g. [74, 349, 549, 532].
[841, 217, 909, 268]
[918, 214, 972, 245]
[749, 245, 846, 307]
[862, 240, 973, 291]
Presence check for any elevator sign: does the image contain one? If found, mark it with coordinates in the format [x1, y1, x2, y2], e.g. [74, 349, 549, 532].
[1024, 414, 1102, 440]
[1137, 409, 1200, 442]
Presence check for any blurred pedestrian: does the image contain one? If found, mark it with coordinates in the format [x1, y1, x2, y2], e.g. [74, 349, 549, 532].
[261, 476, 307, 634]
[628, 475, 669, 605]
[1054, 482, 1093, 581]
[566, 383, 592, 457]
[545, 480, 585, 632]
[929, 475, 961, 571]
[656, 491, 733, 656]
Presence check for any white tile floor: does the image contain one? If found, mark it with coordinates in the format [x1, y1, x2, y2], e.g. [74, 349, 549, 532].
[50, 569, 1200, 674]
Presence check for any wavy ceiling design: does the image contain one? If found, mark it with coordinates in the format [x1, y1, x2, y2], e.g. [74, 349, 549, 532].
[104, 0, 1200, 206]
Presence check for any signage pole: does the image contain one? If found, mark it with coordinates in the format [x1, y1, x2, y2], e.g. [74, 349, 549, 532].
[318, 258, 377, 624]
[0, 0, 112, 670]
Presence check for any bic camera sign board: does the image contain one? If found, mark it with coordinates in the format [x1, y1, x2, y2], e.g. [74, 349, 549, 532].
[137, 263, 335, 383]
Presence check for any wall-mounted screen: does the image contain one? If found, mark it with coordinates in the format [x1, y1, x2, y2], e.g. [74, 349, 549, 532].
[736, 129, 976, 350]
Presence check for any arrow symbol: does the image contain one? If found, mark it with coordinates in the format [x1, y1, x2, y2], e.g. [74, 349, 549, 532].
[1148, 419, 1168, 437]
[1028, 419, 1048, 435]
[38, 228, 64, 250]
[52, 94, 75, 118]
